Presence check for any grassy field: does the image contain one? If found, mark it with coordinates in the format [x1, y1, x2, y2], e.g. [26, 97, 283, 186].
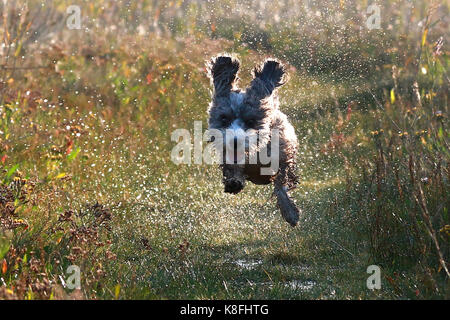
[0, 0, 448, 299]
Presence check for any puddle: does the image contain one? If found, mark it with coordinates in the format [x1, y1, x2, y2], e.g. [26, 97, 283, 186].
[296, 265, 311, 272]
[234, 259, 262, 270]
[230, 259, 316, 292]
[285, 280, 316, 291]
[241, 279, 317, 292]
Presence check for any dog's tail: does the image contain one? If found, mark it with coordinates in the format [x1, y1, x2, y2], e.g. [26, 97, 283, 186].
[275, 186, 300, 227]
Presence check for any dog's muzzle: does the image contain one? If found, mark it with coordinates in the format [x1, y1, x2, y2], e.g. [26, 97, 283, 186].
[225, 129, 246, 164]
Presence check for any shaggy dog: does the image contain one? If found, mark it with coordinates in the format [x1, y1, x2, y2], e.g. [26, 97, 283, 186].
[207, 54, 300, 226]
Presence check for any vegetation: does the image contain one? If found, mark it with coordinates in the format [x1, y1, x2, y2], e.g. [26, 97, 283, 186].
[0, 0, 448, 299]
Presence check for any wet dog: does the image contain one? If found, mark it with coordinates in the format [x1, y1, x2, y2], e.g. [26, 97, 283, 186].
[207, 54, 300, 226]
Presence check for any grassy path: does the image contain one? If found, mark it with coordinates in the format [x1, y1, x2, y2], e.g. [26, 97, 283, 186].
[96, 99, 385, 299]
[2, 28, 446, 299]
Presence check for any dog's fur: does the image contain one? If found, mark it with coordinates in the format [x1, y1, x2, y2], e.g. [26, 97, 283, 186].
[207, 54, 300, 226]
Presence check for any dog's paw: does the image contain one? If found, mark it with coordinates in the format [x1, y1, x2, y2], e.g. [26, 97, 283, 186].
[281, 205, 300, 227]
[224, 179, 244, 194]
[275, 188, 300, 227]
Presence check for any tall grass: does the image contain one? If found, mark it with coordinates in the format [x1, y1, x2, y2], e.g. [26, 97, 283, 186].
[0, 0, 448, 299]
[358, 11, 449, 295]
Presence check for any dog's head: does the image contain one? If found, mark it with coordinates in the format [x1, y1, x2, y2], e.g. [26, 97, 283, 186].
[207, 54, 288, 164]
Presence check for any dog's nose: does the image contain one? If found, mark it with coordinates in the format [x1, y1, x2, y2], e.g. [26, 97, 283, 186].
[224, 179, 244, 194]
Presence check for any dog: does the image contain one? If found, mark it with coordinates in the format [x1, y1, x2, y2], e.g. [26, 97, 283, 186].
[206, 54, 300, 226]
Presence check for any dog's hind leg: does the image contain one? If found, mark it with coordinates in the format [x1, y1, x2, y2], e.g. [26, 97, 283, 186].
[221, 164, 246, 194]
[274, 185, 300, 227]
[274, 164, 300, 227]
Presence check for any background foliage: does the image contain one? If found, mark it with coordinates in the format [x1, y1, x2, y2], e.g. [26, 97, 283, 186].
[0, 0, 448, 299]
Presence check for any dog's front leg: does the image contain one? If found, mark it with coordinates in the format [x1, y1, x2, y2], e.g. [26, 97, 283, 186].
[221, 164, 245, 194]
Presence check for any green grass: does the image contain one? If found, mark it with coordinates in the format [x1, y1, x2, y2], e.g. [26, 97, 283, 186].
[0, 0, 448, 300]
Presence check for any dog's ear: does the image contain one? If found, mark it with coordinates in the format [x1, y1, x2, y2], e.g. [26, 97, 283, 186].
[247, 59, 288, 100]
[207, 54, 240, 97]
[254, 59, 287, 92]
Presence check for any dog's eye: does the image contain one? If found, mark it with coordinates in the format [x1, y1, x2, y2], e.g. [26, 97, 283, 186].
[220, 115, 230, 124]
[245, 119, 256, 128]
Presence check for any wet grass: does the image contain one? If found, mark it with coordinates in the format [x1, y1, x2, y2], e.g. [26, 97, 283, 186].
[0, 1, 448, 299]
